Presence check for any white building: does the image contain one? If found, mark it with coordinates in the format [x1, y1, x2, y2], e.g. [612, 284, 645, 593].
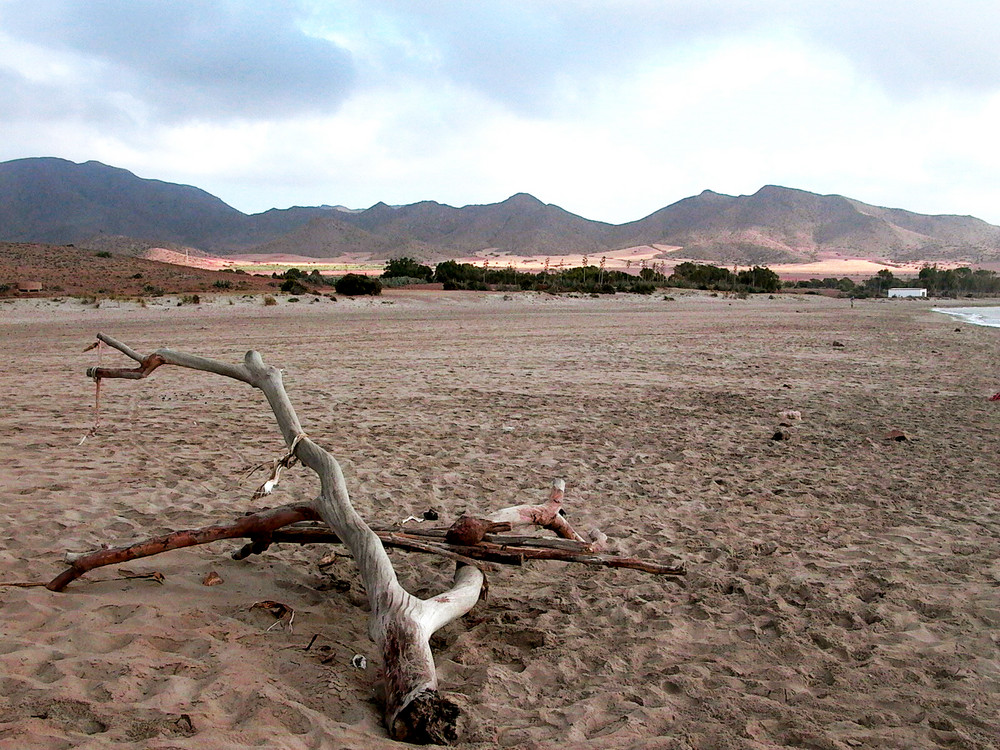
[888, 288, 927, 298]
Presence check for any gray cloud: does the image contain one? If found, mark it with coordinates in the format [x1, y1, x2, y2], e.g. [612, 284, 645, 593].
[0, 0, 355, 121]
[0, 66, 139, 133]
[333, 1, 1000, 112]
[328, 2, 751, 115]
[5, 0, 996, 128]
[801, 2, 1000, 96]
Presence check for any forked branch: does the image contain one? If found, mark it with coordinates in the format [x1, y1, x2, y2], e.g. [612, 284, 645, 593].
[69, 334, 685, 743]
[82, 334, 483, 742]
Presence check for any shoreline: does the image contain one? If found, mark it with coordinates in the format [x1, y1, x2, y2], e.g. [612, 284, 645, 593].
[932, 305, 1000, 328]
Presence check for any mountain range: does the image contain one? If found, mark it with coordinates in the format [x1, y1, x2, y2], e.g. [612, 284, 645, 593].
[3, 157, 999, 264]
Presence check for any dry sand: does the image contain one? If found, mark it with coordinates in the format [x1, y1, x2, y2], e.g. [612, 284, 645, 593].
[1, 291, 999, 749]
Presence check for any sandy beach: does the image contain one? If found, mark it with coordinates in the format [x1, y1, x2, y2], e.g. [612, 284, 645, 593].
[1, 291, 999, 749]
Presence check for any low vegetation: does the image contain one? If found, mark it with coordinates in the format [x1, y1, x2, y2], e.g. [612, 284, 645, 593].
[788, 266, 1000, 298]
[914, 265, 1000, 296]
[382, 257, 433, 281]
[335, 273, 383, 296]
[668, 262, 781, 293]
[7, 243, 1000, 302]
[430, 258, 661, 294]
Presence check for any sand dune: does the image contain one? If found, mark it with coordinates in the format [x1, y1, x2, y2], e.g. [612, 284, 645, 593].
[1, 291, 998, 748]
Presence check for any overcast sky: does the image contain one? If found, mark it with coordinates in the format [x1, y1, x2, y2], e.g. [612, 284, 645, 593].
[2, 0, 999, 224]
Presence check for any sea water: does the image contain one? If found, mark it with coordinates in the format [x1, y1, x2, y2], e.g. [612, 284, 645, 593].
[933, 306, 1000, 328]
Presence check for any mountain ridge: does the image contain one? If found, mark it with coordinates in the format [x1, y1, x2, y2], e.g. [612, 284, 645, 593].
[2, 157, 999, 264]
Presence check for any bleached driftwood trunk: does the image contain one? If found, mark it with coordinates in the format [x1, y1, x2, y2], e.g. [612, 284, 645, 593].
[83, 335, 483, 743]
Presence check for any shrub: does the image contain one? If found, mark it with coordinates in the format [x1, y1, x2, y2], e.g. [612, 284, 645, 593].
[335, 274, 382, 296]
[263, 295, 277, 306]
[380, 275, 429, 288]
[213, 279, 233, 290]
[180, 294, 200, 305]
[280, 279, 308, 294]
[383, 257, 433, 280]
[629, 282, 656, 295]
[736, 266, 781, 293]
[287, 297, 300, 303]
[95, 251, 112, 258]
[306, 269, 336, 286]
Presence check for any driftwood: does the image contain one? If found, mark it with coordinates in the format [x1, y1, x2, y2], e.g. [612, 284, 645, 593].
[47, 503, 320, 592]
[57, 334, 684, 743]
[48, 507, 686, 591]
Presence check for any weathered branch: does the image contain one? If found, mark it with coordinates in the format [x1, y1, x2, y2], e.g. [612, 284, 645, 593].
[69, 334, 685, 743]
[486, 479, 588, 542]
[80, 334, 483, 742]
[47, 512, 684, 594]
[47, 503, 318, 591]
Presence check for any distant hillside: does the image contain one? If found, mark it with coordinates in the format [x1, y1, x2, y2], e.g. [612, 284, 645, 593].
[245, 213, 428, 259]
[0, 158, 246, 248]
[611, 185, 1000, 264]
[3, 157, 1000, 264]
[0, 242, 273, 297]
[333, 193, 617, 257]
[0, 158, 333, 252]
[80, 234, 210, 259]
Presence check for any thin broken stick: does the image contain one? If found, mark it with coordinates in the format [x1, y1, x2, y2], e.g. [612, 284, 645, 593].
[80, 340, 105, 443]
[244, 432, 307, 499]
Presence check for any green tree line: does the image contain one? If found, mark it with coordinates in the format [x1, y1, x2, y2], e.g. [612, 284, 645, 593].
[790, 265, 1000, 297]
[271, 258, 1000, 298]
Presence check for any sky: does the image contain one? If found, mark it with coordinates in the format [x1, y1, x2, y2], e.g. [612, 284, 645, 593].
[2, 1, 1000, 225]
